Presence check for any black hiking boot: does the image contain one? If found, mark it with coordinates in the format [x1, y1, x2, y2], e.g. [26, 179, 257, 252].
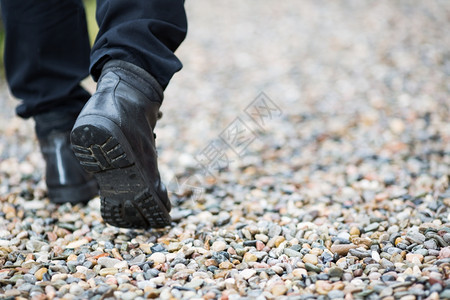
[37, 130, 99, 204]
[70, 60, 171, 229]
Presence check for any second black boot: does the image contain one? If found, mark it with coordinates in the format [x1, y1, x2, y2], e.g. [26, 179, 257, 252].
[34, 111, 98, 204]
[70, 60, 171, 229]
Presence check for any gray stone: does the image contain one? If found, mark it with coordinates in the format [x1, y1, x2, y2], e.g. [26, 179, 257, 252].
[305, 263, 321, 273]
[380, 258, 395, 269]
[440, 289, 450, 299]
[122, 292, 138, 300]
[444, 233, 450, 243]
[97, 257, 121, 268]
[328, 290, 345, 299]
[268, 224, 282, 238]
[379, 286, 393, 297]
[365, 223, 380, 232]
[337, 232, 350, 241]
[414, 249, 428, 256]
[17, 283, 34, 292]
[137, 280, 153, 289]
[424, 239, 438, 250]
[25, 240, 48, 252]
[329, 267, 344, 278]
[349, 249, 371, 259]
[386, 247, 402, 255]
[129, 254, 146, 265]
[184, 278, 204, 289]
[406, 232, 426, 244]
[167, 242, 182, 253]
[284, 248, 302, 257]
[23, 274, 36, 284]
[70, 284, 84, 296]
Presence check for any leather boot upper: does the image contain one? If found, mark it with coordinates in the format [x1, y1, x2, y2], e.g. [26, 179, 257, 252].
[38, 130, 98, 203]
[76, 60, 170, 208]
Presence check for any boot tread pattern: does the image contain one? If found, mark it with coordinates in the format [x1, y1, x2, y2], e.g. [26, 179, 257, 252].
[72, 134, 131, 172]
[101, 188, 170, 228]
[71, 124, 171, 229]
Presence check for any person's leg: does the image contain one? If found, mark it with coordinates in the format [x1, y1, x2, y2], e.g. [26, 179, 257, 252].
[0, 0, 91, 125]
[91, 0, 187, 89]
[0, 0, 98, 203]
[71, 0, 187, 228]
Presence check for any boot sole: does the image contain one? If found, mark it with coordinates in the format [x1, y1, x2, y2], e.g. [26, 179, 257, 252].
[70, 115, 171, 229]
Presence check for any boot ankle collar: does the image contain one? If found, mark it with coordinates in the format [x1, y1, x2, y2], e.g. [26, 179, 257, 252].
[101, 60, 164, 102]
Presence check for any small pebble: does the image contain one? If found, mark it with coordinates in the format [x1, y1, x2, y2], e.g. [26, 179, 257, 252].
[241, 269, 256, 280]
[149, 252, 166, 265]
[303, 254, 318, 265]
[34, 268, 48, 281]
[211, 241, 227, 252]
[243, 253, 258, 263]
[271, 284, 288, 296]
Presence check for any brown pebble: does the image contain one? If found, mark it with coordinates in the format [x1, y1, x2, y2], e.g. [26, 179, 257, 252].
[227, 247, 237, 255]
[274, 236, 286, 247]
[303, 254, 318, 265]
[330, 244, 357, 256]
[67, 254, 77, 261]
[35, 267, 48, 281]
[350, 227, 360, 236]
[219, 261, 234, 269]
[205, 259, 218, 267]
[271, 284, 288, 296]
[99, 268, 118, 276]
[406, 253, 423, 264]
[260, 271, 269, 280]
[292, 268, 307, 277]
[243, 253, 258, 263]
[73, 272, 87, 280]
[333, 282, 345, 290]
[139, 244, 151, 254]
[145, 288, 161, 298]
[112, 248, 123, 260]
[55, 228, 71, 237]
[310, 248, 323, 256]
[214, 270, 229, 279]
[350, 237, 372, 248]
[2, 204, 15, 215]
[316, 280, 332, 295]
[46, 232, 57, 242]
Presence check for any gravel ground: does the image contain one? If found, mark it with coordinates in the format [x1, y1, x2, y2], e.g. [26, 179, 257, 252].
[0, 0, 449, 299]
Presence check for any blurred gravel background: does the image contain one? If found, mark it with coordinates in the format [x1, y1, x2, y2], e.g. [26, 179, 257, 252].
[0, 0, 449, 299]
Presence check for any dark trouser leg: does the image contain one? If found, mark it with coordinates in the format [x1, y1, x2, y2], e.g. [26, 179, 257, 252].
[0, 0, 98, 204]
[0, 0, 91, 137]
[91, 0, 187, 90]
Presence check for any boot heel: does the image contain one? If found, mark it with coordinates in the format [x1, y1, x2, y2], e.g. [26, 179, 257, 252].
[71, 116, 171, 229]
